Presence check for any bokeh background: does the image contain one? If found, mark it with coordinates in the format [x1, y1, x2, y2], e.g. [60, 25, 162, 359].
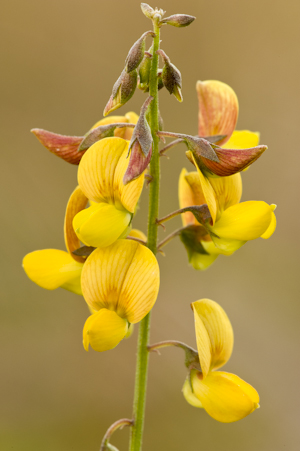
[1, 0, 299, 450]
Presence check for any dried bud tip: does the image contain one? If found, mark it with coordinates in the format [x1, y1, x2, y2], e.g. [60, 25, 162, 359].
[31, 128, 84, 165]
[160, 14, 196, 27]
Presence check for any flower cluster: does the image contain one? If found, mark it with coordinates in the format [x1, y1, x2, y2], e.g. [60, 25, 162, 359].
[23, 8, 276, 439]
[178, 80, 276, 270]
[23, 120, 160, 352]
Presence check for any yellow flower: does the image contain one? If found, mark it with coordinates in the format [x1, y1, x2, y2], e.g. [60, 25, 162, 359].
[179, 167, 276, 268]
[23, 186, 88, 295]
[197, 80, 260, 152]
[73, 136, 145, 248]
[183, 299, 259, 422]
[82, 239, 160, 352]
[191, 80, 266, 177]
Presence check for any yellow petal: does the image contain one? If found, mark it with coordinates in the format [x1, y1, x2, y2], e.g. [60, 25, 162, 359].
[202, 239, 234, 256]
[73, 202, 131, 248]
[64, 186, 88, 263]
[128, 229, 147, 241]
[261, 205, 277, 239]
[81, 240, 159, 323]
[189, 252, 219, 271]
[78, 137, 144, 213]
[125, 323, 134, 339]
[182, 377, 204, 408]
[179, 169, 206, 226]
[123, 112, 139, 140]
[191, 153, 217, 224]
[208, 173, 242, 220]
[83, 309, 128, 352]
[222, 130, 260, 149]
[192, 299, 234, 376]
[212, 201, 273, 242]
[196, 80, 239, 146]
[23, 249, 83, 294]
[191, 370, 260, 423]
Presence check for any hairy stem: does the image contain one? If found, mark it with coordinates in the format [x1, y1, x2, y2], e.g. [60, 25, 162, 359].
[129, 18, 161, 451]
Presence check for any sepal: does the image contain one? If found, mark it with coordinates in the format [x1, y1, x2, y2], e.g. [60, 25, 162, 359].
[31, 129, 84, 165]
[200, 144, 268, 177]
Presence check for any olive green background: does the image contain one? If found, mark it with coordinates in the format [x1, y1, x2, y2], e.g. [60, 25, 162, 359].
[1, 0, 299, 450]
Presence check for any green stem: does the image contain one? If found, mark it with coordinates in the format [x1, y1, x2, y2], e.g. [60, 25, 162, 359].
[129, 19, 161, 451]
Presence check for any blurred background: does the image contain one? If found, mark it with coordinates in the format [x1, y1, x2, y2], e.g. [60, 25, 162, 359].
[1, 0, 299, 450]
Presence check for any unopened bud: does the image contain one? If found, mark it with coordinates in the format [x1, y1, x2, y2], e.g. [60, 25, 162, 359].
[31, 129, 84, 165]
[138, 45, 153, 91]
[123, 96, 153, 184]
[160, 14, 196, 27]
[104, 69, 138, 116]
[125, 31, 155, 73]
[141, 3, 155, 19]
[157, 49, 183, 102]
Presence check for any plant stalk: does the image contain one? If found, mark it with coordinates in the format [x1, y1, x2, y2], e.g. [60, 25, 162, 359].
[129, 18, 161, 451]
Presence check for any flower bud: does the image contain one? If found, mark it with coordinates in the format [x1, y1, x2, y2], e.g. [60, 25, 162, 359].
[160, 14, 196, 27]
[138, 45, 153, 92]
[104, 69, 138, 116]
[123, 96, 153, 184]
[141, 3, 155, 19]
[125, 31, 155, 73]
[157, 49, 183, 102]
[31, 129, 84, 165]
